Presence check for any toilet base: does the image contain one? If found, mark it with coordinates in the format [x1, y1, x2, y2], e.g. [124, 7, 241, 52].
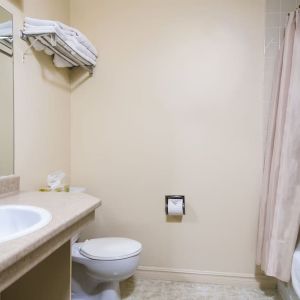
[98, 282, 121, 300]
[72, 281, 121, 300]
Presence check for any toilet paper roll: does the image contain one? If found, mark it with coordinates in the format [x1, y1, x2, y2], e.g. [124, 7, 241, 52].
[167, 198, 184, 216]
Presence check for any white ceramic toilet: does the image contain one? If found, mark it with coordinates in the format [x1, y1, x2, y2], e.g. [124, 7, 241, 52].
[71, 237, 142, 300]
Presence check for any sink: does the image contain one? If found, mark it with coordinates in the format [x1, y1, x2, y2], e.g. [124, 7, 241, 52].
[0, 205, 52, 243]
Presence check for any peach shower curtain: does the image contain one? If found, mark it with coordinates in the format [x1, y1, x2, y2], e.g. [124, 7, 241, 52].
[256, 10, 300, 282]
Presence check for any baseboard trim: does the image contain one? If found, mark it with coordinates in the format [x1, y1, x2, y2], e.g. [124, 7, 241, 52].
[136, 266, 277, 289]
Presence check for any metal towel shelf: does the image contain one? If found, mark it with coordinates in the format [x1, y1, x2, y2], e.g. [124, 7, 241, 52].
[20, 31, 94, 75]
[0, 36, 13, 57]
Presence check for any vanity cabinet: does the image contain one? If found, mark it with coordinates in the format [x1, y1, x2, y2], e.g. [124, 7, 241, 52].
[2, 241, 71, 300]
[0, 191, 101, 300]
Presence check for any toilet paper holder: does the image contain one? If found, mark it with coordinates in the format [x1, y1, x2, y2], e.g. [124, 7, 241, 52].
[165, 195, 185, 215]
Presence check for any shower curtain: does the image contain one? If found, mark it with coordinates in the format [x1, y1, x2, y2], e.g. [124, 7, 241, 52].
[256, 10, 300, 282]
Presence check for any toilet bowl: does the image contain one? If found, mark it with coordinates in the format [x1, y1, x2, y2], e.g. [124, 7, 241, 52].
[72, 237, 142, 300]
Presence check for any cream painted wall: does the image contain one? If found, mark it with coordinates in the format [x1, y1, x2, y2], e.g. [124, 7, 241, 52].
[70, 0, 265, 275]
[0, 0, 70, 190]
[0, 0, 265, 278]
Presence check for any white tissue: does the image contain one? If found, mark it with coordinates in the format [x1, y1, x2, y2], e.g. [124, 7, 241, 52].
[47, 170, 65, 190]
[167, 198, 184, 216]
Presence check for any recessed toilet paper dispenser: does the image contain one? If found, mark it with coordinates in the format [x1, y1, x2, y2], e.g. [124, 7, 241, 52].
[165, 195, 185, 216]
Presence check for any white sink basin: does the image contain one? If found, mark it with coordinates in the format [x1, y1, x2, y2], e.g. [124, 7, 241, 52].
[0, 205, 52, 243]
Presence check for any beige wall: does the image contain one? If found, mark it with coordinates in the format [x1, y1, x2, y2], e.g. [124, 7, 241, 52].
[70, 0, 265, 275]
[0, 0, 70, 190]
[0, 0, 265, 278]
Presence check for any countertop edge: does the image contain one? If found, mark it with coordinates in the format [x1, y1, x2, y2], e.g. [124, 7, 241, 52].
[0, 191, 101, 273]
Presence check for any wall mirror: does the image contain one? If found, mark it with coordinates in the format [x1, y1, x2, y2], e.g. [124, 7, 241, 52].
[0, 6, 14, 176]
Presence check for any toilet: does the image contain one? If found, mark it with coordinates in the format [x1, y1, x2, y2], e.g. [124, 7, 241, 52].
[71, 237, 142, 300]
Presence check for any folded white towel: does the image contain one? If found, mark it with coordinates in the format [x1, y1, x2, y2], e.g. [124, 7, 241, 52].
[23, 24, 56, 35]
[53, 54, 74, 68]
[23, 17, 97, 70]
[0, 20, 12, 30]
[0, 21, 12, 37]
[28, 36, 44, 51]
[0, 28, 12, 37]
[23, 26, 96, 66]
[24, 24, 97, 61]
[57, 23, 98, 57]
[28, 36, 77, 68]
[24, 17, 97, 57]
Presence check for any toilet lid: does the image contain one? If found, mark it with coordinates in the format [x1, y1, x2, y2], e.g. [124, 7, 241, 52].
[79, 237, 142, 260]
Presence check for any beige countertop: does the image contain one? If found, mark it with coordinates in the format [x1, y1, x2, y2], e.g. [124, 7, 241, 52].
[0, 191, 101, 273]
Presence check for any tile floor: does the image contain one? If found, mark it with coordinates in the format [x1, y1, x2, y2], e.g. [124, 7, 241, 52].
[120, 278, 281, 300]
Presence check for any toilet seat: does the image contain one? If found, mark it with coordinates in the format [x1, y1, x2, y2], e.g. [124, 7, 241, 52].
[80, 237, 142, 260]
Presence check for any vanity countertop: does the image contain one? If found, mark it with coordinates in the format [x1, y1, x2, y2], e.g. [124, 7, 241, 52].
[0, 191, 101, 273]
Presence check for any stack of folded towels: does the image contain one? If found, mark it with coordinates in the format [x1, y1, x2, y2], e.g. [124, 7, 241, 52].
[23, 17, 97, 68]
[0, 20, 13, 39]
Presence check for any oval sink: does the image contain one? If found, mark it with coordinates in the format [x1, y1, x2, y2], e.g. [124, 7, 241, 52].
[0, 205, 52, 243]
